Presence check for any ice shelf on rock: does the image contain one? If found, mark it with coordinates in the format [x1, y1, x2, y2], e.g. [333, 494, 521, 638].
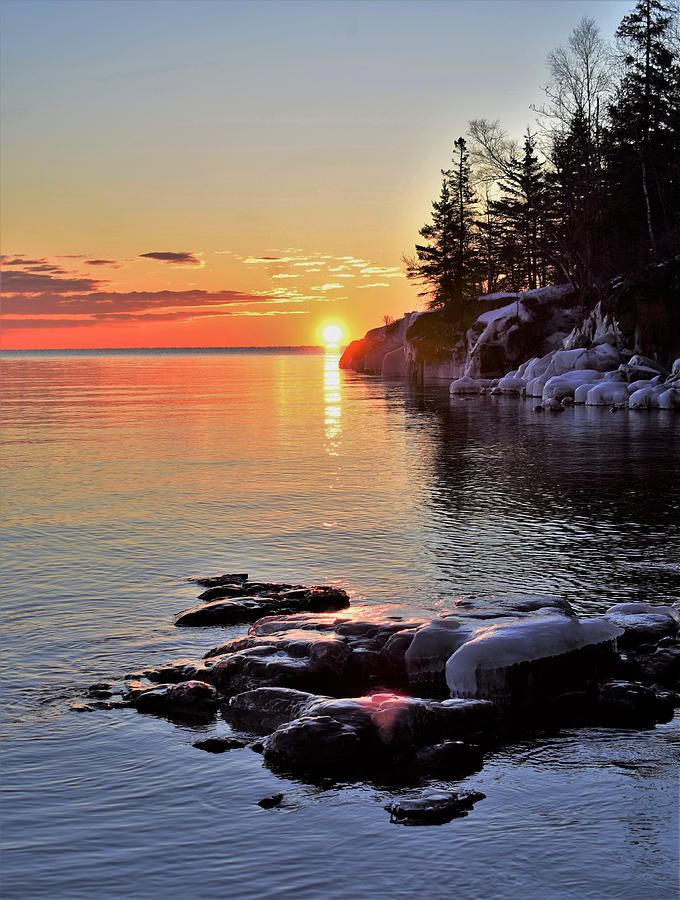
[445, 615, 623, 700]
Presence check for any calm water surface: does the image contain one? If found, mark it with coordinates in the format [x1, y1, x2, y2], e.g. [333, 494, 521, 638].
[1, 350, 679, 899]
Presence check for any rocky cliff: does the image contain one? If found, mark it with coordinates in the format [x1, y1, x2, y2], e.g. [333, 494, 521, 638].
[340, 259, 680, 410]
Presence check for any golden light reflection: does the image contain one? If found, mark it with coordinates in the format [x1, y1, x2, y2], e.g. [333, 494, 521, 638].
[323, 350, 342, 454]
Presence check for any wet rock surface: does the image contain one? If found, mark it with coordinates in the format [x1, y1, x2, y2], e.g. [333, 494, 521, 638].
[386, 788, 486, 825]
[93, 574, 678, 796]
[175, 585, 350, 627]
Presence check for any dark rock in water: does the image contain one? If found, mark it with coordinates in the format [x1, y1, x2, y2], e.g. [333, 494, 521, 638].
[226, 687, 320, 734]
[211, 634, 352, 695]
[386, 788, 486, 825]
[630, 642, 680, 688]
[86, 688, 113, 699]
[133, 680, 218, 717]
[414, 740, 483, 777]
[262, 693, 497, 776]
[88, 682, 112, 691]
[175, 597, 272, 626]
[193, 737, 247, 753]
[122, 679, 173, 702]
[197, 582, 289, 602]
[257, 793, 283, 809]
[175, 586, 350, 627]
[144, 659, 217, 685]
[264, 714, 371, 774]
[189, 573, 249, 588]
[591, 681, 660, 729]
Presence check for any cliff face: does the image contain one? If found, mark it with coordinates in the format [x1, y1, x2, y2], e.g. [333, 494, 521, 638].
[340, 284, 579, 384]
[340, 260, 680, 386]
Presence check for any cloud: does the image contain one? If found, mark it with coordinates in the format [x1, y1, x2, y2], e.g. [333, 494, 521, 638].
[0, 286, 317, 329]
[356, 282, 390, 289]
[271, 273, 300, 279]
[0, 269, 104, 294]
[85, 259, 120, 267]
[139, 250, 202, 266]
[359, 266, 404, 278]
[310, 283, 344, 292]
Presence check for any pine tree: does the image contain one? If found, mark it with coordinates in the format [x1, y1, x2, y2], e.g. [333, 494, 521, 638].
[606, 0, 680, 256]
[406, 137, 480, 310]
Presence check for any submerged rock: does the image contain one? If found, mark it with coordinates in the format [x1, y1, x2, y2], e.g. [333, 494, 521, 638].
[257, 793, 284, 809]
[193, 737, 247, 753]
[386, 788, 486, 825]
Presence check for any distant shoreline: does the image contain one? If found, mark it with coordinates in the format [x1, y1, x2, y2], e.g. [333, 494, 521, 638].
[0, 345, 337, 357]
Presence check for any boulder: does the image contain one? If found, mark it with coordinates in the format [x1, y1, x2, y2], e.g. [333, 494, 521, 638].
[226, 687, 320, 733]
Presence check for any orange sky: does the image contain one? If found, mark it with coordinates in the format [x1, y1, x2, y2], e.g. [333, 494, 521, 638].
[0, 0, 630, 349]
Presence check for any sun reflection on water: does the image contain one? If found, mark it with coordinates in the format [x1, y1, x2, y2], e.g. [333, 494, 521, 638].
[323, 350, 342, 454]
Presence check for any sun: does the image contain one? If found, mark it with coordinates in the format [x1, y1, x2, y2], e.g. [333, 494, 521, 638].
[322, 324, 343, 346]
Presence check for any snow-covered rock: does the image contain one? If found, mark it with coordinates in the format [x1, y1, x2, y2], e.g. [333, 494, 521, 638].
[628, 384, 667, 409]
[449, 376, 492, 394]
[543, 369, 604, 402]
[658, 387, 680, 409]
[627, 354, 668, 376]
[585, 382, 631, 407]
[573, 380, 604, 403]
[496, 374, 526, 394]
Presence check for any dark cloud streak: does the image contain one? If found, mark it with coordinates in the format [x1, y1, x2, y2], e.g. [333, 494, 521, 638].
[139, 251, 201, 266]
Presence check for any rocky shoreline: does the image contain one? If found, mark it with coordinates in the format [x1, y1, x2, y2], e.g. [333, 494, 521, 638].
[80, 574, 679, 823]
[340, 268, 680, 411]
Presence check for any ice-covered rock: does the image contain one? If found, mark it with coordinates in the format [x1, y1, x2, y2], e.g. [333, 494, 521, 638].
[404, 595, 576, 693]
[526, 372, 551, 398]
[658, 387, 680, 409]
[445, 615, 622, 702]
[449, 376, 492, 394]
[626, 354, 667, 376]
[604, 603, 680, 648]
[496, 374, 526, 394]
[542, 369, 604, 402]
[628, 383, 667, 409]
[585, 382, 631, 407]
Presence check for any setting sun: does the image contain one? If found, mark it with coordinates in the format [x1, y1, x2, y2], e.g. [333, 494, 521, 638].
[322, 324, 343, 346]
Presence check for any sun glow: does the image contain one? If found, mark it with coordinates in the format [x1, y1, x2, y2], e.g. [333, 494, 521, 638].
[322, 324, 343, 346]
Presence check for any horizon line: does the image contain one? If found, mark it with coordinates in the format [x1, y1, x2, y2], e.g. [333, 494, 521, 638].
[0, 344, 346, 353]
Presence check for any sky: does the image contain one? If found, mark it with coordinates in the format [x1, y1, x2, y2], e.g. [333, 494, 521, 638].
[1, 0, 632, 349]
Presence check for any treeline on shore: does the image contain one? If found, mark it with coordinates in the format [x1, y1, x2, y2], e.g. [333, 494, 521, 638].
[405, 0, 680, 310]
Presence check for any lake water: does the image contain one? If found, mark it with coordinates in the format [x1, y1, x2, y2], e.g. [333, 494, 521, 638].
[1, 349, 679, 900]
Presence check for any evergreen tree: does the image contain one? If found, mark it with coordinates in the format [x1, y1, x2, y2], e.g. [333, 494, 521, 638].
[606, 0, 680, 257]
[406, 138, 480, 309]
